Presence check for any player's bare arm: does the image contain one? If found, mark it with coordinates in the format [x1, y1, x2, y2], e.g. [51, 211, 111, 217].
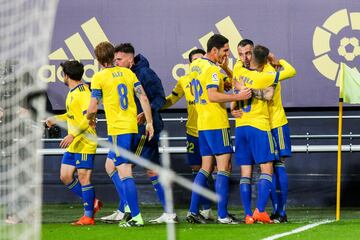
[86, 98, 99, 127]
[207, 87, 252, 103]
[252, 86, 275, 101]
[135, 85, 154, 140]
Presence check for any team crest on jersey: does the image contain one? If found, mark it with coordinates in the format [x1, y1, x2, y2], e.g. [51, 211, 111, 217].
[212, 73, 219, 83]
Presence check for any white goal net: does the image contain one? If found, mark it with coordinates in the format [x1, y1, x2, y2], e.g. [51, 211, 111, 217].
[0, 1, 58, 239]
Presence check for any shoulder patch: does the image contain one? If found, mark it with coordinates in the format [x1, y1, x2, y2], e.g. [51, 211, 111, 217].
[212, 73, 219, 83]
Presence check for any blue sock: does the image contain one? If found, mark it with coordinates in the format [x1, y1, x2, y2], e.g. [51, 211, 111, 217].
[270, 172, 279, 214]
[216, 171, 230, 219]
[82, 184, 95, 218]
[192, 170, 211, 210]
[66, 178, 82, 199]
[275, 163, 288, 216]
[149, 175, 166, 211]
[240, 177, 252, 216]
[256, 173, 273, 212]
[191, 170, 199, 181]
[189, 169, 209, 214]
[109, 171, 127, 212]
[201, 178, 212, 210]
[122, 177, 140, 217]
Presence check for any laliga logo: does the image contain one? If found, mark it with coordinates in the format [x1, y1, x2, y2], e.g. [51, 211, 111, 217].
[172, 16, 243, 80]
[38, 17, 108, 83]
[312, 9, 360, 86]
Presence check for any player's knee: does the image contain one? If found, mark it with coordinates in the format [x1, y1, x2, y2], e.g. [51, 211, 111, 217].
[60, 174, 73, 185]
[260, 162, 274, 175]
[77, 171, 91, 185]
[240, 166, 252, 178]
[78, 176, 90, 185]
[117, 164, 133, 179]
[105, 158, 116, 175]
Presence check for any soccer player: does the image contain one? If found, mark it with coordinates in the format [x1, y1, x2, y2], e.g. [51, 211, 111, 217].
[163, 48, 215, 220]
[186, 34, 252, 224]
[87, 42, 154, 227]
[110, 43, 178, 224]
[232, 44, 296, 224]
[237, 39, 292, 223]
[45, 60, 101, 225]
[163, 48, 233, 221]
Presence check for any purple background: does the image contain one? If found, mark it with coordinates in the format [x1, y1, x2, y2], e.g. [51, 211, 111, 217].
[46, 0, 360, 110]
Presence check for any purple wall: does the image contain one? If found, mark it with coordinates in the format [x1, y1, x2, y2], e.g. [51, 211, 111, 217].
[42, 0, 360, 110]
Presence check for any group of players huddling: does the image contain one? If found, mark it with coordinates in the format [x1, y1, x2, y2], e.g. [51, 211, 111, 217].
[45, 34, 296, 227]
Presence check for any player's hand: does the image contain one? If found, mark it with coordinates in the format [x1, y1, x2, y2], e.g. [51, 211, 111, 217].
[268, 52, 281, 70]
[137, 112, 146, 125]
[231, 108, 242, 118]
[60, 134, 75, 148]
[45, 117, 56, 128]
[233, 79, 244, 91]
[89, 119, 96, 129]
[236, 87, 252, 100]
[224, 81, 232, 92]
[219, 56, 229, 70]
[145, 122, 154, 141]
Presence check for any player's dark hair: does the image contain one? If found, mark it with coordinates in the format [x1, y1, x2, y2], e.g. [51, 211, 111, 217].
[188, 49, 206, 63]
[94, 41, 115, 66]
[238, 39, 254, 48]
[60, 60, 84, 81]
[207, 34, 229, 53]
[115, 43, 135, 54]
[253, 45, 270, 66]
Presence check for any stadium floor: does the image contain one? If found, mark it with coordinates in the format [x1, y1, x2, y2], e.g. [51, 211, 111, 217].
[42, 204, 360, 240]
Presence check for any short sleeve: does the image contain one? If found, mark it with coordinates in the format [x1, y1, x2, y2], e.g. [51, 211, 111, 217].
[206, 66, 221, 89]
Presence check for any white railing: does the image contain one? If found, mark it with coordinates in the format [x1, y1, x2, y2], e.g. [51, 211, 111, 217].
[38, 144, 360, 155]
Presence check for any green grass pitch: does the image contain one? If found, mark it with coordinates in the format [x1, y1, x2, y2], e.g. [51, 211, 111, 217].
[41, 204, 360, 240]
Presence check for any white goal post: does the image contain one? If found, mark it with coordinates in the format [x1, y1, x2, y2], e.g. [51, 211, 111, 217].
[0, 1, 59, 240]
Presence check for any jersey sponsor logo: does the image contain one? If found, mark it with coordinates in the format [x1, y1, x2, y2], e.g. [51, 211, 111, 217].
[312, 9, 360, 86]
[172, 16, 243, 81]
[38, 17, 109, 83]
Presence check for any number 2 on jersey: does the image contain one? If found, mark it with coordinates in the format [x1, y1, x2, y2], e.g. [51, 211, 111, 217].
[117, 84, 128, 110]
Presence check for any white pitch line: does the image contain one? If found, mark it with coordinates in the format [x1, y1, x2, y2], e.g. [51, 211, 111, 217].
[262, 219, 335, 240]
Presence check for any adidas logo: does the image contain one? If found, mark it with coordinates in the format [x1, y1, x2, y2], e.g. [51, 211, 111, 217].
[38, 17, 109, 83]
[172, 16, 243, 80]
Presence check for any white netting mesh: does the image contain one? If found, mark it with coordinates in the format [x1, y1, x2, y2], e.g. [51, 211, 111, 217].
[0, 1, 58, 239]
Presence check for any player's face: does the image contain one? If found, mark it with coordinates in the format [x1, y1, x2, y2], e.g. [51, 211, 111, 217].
[238, 44, 253, 68]
[114, 52, 133, 68]
[190, 53, 204, 63]
[216, 43, 230, 64]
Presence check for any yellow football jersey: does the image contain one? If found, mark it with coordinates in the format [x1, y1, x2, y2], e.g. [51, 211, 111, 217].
[164, 75, 198, 137]
[55, 84, 97, 154]
[233, 59, 296, 131]
[269, 81, 288, 129]
[91, 66, 140, 135]
[189, 58, 229, 131]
